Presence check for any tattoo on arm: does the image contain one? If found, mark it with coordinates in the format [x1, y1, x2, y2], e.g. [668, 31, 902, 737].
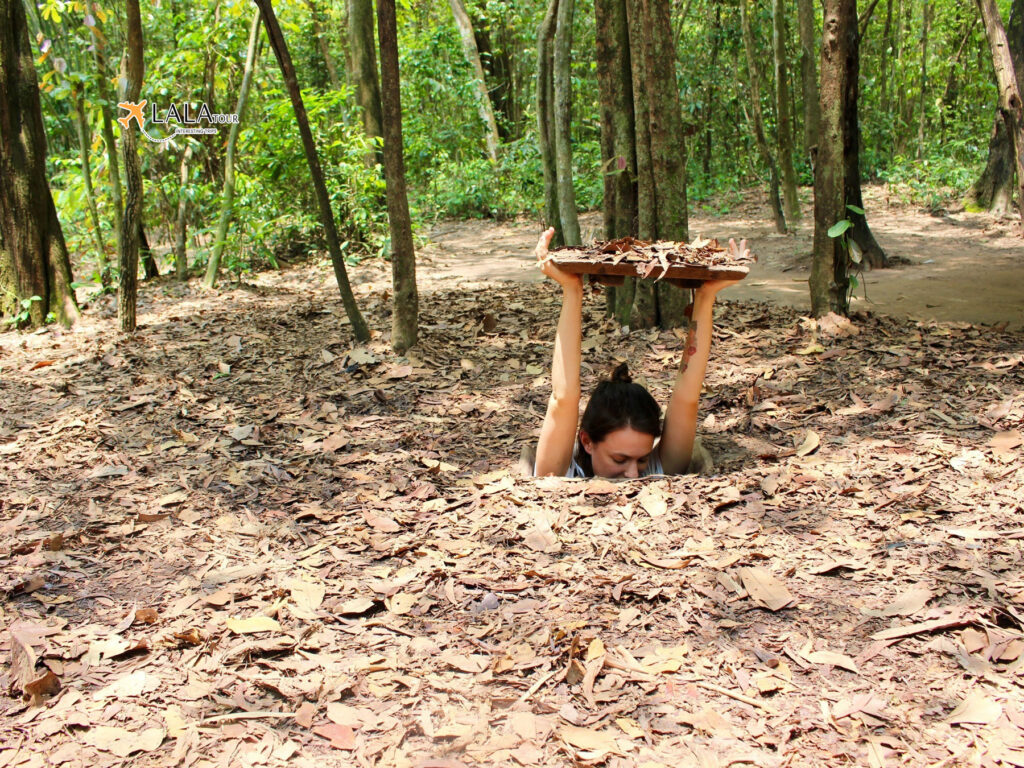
[679, 319, 698, 373]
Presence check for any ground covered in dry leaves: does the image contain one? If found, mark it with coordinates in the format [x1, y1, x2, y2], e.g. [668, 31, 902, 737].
[1, 254, 1023, 768]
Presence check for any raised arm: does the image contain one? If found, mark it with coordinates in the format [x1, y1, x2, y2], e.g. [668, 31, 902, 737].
[534, 228, 585, 477]
[658, 238, 746, 475]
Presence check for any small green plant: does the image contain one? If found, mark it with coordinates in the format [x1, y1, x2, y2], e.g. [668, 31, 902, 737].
[827, 204, 867, 309]
[4, 295, 43, 328]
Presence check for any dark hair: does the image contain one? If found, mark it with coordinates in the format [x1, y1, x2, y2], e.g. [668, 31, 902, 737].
[576, 363, 661, 476]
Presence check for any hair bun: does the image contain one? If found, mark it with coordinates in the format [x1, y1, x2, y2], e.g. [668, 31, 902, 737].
[610, 362, 632, 384]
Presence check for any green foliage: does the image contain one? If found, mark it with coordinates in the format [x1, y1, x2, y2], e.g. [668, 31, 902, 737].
[3, 296, 43, 328]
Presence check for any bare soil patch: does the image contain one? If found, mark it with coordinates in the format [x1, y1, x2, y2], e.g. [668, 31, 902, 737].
[1, 208, 1023, 766]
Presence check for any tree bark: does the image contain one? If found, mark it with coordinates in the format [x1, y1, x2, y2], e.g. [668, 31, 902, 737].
[537, 0, 562, 244]
[348, 0, 383, 162]
[773, 0, 800, 222]
[307, 0, 341, 89]
[256, 0, 370, 341]
[377, 0, 418, 352]
[966, 0, 1022, 215]
[174, 145, 192, 281]
[702, 2, 722, 176]
[0, 0, 79, 327]
[975, 0, 1024, 228]
[810, 0, 852, 316]
[916, 0, 928, 158]
[553, 0, 581, 245]
[448, 0, 501, 162]
[741, 0, 787, 234]
[117, 0, 144, 331]
[205, 8, 261, 288]
[797, 0, 821, 161]
[843, 0, 887, 268]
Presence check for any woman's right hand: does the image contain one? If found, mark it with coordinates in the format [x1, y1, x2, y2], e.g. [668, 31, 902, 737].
[536, 227, 582, 291]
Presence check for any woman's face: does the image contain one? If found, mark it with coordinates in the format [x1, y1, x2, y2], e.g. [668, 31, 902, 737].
[581, 427, 656, 479]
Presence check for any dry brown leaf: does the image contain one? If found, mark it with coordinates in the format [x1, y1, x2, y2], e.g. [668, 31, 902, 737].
[314, 722, 356, 750]
[559, 724, 619, 753]
[795, 430, 821, 457]
[738, 567, 796, 611]
[805, 650, 860, 674]
[946, 690, 1002, 725]
[225, 615, 282, 634]
[440, 652, 489, 674]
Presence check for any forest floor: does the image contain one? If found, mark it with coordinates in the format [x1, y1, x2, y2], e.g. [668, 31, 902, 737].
[1, 186, 1023, 768]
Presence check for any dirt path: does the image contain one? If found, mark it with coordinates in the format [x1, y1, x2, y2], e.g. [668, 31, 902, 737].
[421, 186, 1024, 329]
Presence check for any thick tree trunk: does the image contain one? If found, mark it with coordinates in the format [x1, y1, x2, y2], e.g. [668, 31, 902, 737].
[256, 0, 369, 341]
[976, 0, 1024, 227]
[0, 0, 80, 327]
[536, 0, 562, 244]
[448, 0, 501, 162]
[773, 0, 800, 222]
[810, 0, 852, 316]
[967, 0, 1022, 215]
[843, 0, 887, 268]
[174, 145, 192, 281]
[377, 0, 418, 352]
[117, 0, 144, 331]
[348, 0, 383, 162]
[553, 0, 581, 245]
[74, 89, 109, 273]
[741, 0, 787, 234]
[205, 8, 261, 288]
[797, 0, 821, 160]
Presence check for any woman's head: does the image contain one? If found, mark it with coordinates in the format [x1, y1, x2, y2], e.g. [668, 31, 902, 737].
[578, 363, 661, 478]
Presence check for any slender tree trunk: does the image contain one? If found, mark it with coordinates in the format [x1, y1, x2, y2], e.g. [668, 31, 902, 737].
[140, 222, 158, 279]
[74, 89, 109, 274]
[741, 0, 787, 234]
[205, 8, 261, 288]
[810, 0, 852, 316]
[256, 0, 370, 341]
[377, 0, 418, 352]
[0, 0, 79, 326]
[307, 0, 341, 89]
[553, 0, 581, 245]
[117, 0, 144, 331]
[916, 0, 928, 157]
[967, 0, 1022, 215]
[174, 144, 192, 281]
[536, 0, 562, 244]
[702, 2, 722, 176]
[975, 0, 1024, 228]
[87, 0, 122, 275]
[448, 0, 501, 162]
[797, 0, 821, 161]
[880, 0, 893, 118]
[348, 0, 383, 162]
[774, 0, 800, 222]
[199, 2, 223, 183]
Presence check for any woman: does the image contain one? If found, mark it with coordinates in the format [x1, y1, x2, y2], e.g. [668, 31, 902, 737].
[532, 227, 745, 479]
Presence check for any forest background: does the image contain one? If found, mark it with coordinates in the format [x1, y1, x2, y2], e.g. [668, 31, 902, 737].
[2, 0, 1019, 332]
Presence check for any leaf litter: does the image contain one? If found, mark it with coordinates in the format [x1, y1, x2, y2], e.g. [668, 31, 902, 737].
[0, 254, 1022, 768]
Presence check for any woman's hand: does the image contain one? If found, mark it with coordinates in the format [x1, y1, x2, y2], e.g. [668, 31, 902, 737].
[696, 238, 748, 300]
[536, 227, 583, 291]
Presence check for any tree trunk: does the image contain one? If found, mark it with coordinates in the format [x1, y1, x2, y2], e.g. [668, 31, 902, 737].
[199, 2, 223, 183]
[87, 0, 122, 281]
[536, 0, 562, 244]
[880, 0, 893, 118]
[377, 0, 418, 353]
[205, 8, 261, 288]
[553, 0, 581, 245]
[966, 0, 1022, 215]
[74, 89, 109, 274]
[810, 0, 852, 316]
[348, 0, 383, 162]
[797, 0, 821, 161]
[256, 0, 370, 342]
[702, 2, 722, 176]
[773, 0, 800, 222]
[117, 0, 144, 332]
[843, 0, 887, 268]
[975, 0, 1024, 228]
[174, 144, 193, 281]
[140, 222, 158, 279]
[0, 0, 80, 327]
[448, 0, 501, 162]
[916, 0, 928, 157]
[307, 0, 341, 89]
[741, 0, 787, 234]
